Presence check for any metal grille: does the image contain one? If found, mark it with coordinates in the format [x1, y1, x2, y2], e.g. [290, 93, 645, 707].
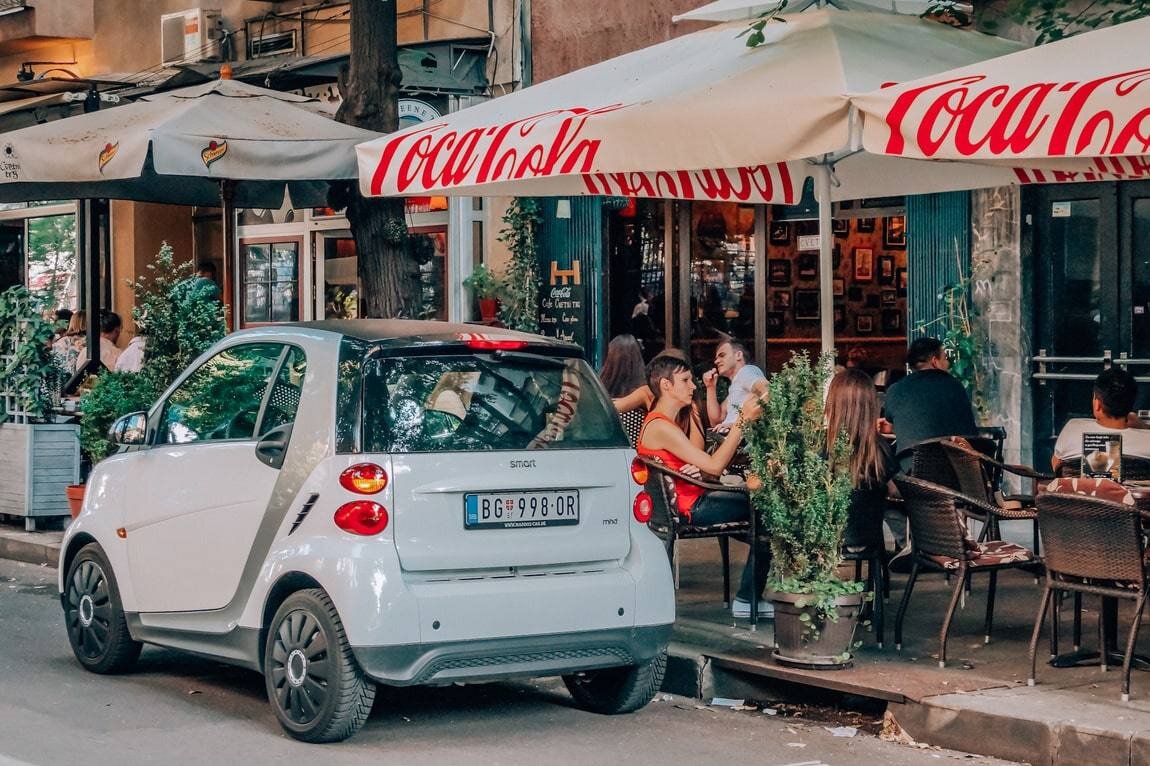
[413, 646, 633, 684]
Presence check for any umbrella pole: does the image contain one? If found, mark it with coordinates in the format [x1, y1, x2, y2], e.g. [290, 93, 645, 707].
[220, 181, 237, 331]
[815, 161, 835, 355]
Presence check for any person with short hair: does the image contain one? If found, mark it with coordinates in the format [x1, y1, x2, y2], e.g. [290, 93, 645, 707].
[97, 312, 123, 371]
[703, 339, 767, 431]
[185, 260, 221, 303]
[637, 353, 770, 618]
[1052, 367, 1150, 473]
[882, 336, 978, 470]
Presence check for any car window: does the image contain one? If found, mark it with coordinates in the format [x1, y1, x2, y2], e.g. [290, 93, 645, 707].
[258, 346, 306, 436]
[363, 353, 628, 453]
[158, 343, 285, 445]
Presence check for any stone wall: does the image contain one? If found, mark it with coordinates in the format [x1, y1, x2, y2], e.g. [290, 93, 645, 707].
[970, 186, 1033, 471]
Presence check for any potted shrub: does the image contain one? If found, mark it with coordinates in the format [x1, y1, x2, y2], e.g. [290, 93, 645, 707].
[462, 263, 504, 323]
[0, 285, 79, 529]
[78, 242, 226, 477]
[743, 351, 864, 669]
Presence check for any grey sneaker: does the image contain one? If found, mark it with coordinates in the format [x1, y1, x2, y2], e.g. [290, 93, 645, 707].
[732, 598, 774, 619]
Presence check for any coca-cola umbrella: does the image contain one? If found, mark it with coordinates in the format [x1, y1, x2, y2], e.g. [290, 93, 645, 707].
[0, 77, 378, 367]
[853, 16, 1150, 182]
[356, 7, 1024, 349]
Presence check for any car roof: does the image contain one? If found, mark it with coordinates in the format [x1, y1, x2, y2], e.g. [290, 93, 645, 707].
[266, 319, 582, 354]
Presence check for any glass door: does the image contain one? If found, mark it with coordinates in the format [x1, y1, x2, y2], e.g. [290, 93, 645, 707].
[314, 231, 359, 319]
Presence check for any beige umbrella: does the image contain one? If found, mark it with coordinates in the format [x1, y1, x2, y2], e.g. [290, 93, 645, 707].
[357, 7, 1023, 349]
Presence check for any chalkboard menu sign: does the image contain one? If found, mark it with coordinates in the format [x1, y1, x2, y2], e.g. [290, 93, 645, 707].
[537, 256, 588, 351]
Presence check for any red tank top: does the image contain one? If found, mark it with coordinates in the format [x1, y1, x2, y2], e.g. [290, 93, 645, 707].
[637, 411, 703, 520]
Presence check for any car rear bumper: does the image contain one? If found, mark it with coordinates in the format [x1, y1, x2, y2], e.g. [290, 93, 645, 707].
[352, 623, 672, 686]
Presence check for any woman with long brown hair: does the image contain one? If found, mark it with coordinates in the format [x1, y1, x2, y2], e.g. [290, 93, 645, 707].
[824, 368, 898, 549]
[638, 353, 771, 618]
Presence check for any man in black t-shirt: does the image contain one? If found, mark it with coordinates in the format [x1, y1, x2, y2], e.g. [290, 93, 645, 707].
[884, 337, 978, 471]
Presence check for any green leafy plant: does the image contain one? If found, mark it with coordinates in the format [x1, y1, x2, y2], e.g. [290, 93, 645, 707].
[79, 242, 226, 464]
[741, 1, 788, 48]
[0, 285, 61, 423]
[462, 263, 505, 301]
[742, 351, 861, 638]
[498, 198, 542, 333]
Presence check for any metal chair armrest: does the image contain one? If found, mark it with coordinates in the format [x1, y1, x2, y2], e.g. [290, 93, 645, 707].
[637, 456, 747, 494]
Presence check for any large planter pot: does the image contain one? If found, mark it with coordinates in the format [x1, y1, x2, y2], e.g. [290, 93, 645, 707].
[0, 421, 81, 530]
[768, 589, 865, 670]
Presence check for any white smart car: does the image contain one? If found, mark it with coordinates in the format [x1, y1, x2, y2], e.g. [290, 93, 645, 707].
[59, 320, 674, 742]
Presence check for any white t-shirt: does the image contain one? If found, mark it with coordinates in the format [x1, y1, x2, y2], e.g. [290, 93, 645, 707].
[721, 364, 767, 427]
[1053, 418, 1150, 461]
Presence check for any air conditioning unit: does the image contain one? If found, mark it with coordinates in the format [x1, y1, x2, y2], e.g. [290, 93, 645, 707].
[160, 8, 224, 66]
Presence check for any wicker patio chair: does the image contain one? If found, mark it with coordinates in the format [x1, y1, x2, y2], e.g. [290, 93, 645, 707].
[1029, 482, 1150, 702]
[637, 456, 754, 609]
[891, 475, 1039, 667]
[941, 438, 1053, 552]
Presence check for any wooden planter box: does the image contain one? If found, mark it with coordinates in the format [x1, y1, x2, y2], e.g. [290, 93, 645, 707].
[0, 422, 80, 530]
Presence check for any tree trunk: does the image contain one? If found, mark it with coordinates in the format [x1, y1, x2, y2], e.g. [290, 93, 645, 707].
[335, 0, 420, 319]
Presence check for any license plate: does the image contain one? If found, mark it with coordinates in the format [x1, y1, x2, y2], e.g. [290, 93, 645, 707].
[464, 490, 580, 530]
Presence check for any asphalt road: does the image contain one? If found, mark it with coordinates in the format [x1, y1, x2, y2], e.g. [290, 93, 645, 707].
[0, 558, 1016, 766]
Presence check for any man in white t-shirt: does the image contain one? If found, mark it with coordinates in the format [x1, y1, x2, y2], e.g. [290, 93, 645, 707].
[1052, 367, 1150, 473]
[703, 340, 767, 431]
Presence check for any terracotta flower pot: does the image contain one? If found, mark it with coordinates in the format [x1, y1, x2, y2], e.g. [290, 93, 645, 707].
[478, 297, 499, 323]
[66, 483, 87, 518]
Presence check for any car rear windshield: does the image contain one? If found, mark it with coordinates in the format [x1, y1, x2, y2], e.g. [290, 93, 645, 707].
[363, 352, 629, 453]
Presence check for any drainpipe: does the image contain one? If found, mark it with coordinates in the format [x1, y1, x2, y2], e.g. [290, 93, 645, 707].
[520, 0, 532, 87]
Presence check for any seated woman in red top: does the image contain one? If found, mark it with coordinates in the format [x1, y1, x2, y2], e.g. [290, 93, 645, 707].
[637, 354, 772, 618]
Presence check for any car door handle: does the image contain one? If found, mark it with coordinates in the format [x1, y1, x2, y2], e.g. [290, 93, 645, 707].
[255, 423, 293, 469]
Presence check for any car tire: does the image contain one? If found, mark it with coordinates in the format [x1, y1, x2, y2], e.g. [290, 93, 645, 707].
[264, 588, 376, 743]
[63, 543, 142, 674]
[563, 651, 667, 715]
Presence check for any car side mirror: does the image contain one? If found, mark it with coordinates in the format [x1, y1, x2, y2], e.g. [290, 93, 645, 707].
[109, 411, 149, 446]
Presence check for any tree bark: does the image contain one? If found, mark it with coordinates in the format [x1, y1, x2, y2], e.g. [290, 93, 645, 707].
[335, 0, 420, 318]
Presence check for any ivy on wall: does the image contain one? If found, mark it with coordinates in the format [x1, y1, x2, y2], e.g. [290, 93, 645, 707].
[498, 198, 542, 334]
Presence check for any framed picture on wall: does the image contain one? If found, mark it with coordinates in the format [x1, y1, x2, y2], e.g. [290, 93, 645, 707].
[769, 220, 791, 245]
[832, 277, 845, 297]
[833, 243, 842, 269]
[834, 304, 847, 332]
[767, 311, 785, 333]
[772, 290, 792, 310]
[848, 285, 864, 302]
[796, 219, 819, 236]
[797, 253, 818, 281]
[856, 314, 874, 334]
[794, 289, 820, 320]
[883, 215, 907, 248]
[882, 288, 898, 306]
[853, 247, 874, 282]
[857, 217, 876, 233]
[897, 267, 908, 296]
[882, 309, 902, 333]
[832, 218, 849, 237]
[878, 255, 895, 284]
[769, 258, 792, 286]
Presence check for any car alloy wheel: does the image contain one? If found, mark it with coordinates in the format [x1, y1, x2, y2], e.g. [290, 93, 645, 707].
[265, 589, 374, 742]
[63, 544, 141, 674]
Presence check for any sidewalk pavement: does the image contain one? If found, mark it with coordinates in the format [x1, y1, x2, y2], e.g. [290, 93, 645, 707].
[4, 519, 1150, 764]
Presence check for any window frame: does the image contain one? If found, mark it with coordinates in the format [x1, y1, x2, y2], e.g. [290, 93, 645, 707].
[238, 235, 304, 327]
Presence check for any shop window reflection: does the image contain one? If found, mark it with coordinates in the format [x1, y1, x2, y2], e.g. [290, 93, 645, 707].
[244, 241, 299, 324]
[689, 202, 756, 367]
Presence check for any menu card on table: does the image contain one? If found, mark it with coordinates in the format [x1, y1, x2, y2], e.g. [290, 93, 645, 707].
[1081, 432, 1122, 481]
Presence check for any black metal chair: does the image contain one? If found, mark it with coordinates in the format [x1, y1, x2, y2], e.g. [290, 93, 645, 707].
[638, 456, 753, 610]
[1030, 485, 1150, 702]
[892, 475, 1039, 667]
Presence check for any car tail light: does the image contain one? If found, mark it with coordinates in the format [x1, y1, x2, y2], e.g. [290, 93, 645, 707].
[630, 457, 649, 486]
[466, 338, 528, 351]
[339, 463, 388, 494]
[334, 501, 389, 535]
[633, 492, 653, 524]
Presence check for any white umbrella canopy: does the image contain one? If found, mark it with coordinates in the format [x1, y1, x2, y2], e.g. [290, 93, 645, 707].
[854, 16, 1150, 181]
[357, 7, 1025, 348]
[673, 0, 948, 23]
[0, 78, 378, 208]
[358, 9, 1023, 203]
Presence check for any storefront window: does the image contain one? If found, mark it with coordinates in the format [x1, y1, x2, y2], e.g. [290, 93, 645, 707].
[412, 228, 447, 321]
[323, 236, 358, 319]
[25, 214, 77, 309]
[689, 202, 756, 366]
[606, 199, 666, 360]
[244, 241, 299, 323]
